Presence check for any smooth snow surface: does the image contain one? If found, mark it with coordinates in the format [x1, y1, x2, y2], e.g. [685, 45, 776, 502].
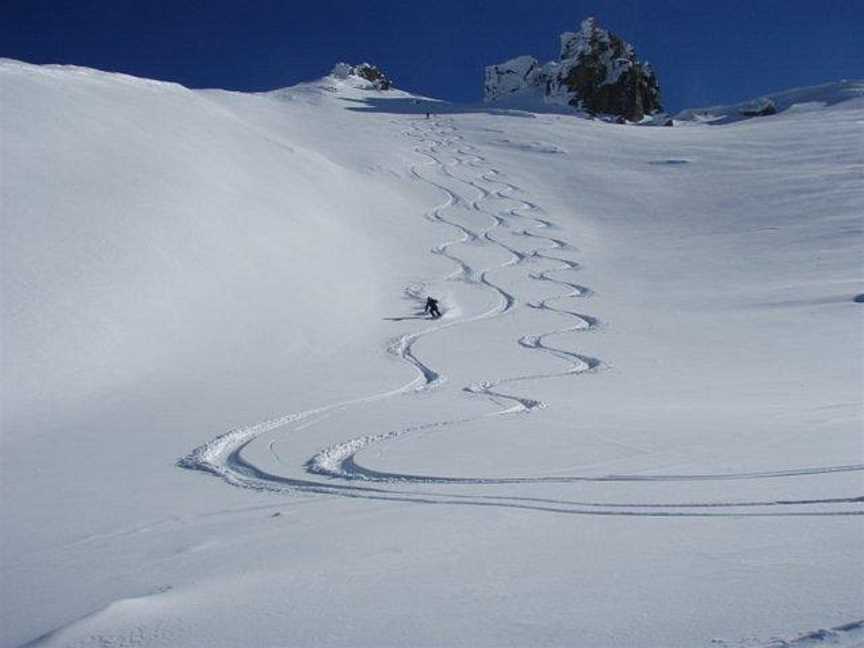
[2, 59, 863, 648]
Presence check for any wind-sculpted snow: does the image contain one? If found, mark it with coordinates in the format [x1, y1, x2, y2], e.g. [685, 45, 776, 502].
[179, 117, 864, 518]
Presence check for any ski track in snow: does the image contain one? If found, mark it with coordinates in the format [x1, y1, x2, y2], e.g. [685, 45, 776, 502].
[178, 118, 864, 517]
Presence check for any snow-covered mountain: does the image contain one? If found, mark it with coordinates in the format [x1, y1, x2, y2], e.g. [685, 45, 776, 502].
[1, 58, 863, 648]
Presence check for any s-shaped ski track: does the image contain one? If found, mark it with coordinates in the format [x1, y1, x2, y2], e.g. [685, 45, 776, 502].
[179, 116, 864, 517]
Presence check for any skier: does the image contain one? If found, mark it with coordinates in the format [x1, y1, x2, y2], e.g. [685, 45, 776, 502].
[424, 296, 441, 319]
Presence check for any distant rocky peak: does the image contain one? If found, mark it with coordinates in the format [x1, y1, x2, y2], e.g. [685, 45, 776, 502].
[484, 16, 662, 122]
[330, 62, 392, 91]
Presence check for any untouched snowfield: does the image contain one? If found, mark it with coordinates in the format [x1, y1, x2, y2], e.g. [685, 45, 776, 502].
[1, 60, 862, 647]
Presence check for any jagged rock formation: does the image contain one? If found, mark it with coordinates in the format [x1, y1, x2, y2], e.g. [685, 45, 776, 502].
[483, 17, 663, 122]
[553, 18, 662, 120]
[330, 62, 392, 90]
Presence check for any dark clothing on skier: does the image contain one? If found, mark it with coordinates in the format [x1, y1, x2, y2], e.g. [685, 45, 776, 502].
[425, 297, 441, 319]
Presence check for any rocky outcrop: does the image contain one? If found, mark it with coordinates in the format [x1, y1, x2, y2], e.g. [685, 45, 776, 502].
[483, 17, 663, 122]
[738, 97, 777, 117]
[330, 62, 392, 90]
[553, 18, 662, 120]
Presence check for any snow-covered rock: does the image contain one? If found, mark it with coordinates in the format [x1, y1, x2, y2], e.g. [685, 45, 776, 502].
[483, 55, 543, 103]
[483, 17, 662, 121]
[738, 97, 777, 117]
[329, 62, 392, 90]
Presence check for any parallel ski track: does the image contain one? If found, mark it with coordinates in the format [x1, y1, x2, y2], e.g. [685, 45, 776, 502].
[178, 117, 864, 517]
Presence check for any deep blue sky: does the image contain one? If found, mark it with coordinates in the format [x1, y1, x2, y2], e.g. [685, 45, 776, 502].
[2, 0, 862, 111]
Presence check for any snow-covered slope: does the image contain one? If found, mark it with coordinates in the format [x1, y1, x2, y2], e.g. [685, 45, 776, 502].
[674, 79, 864, 124]
[2, 60, 863, 648]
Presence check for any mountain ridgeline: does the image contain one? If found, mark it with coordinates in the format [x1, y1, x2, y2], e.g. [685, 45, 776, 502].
[483, 17, 663, 122]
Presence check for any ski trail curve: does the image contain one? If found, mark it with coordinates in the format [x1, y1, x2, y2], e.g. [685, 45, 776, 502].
[178, 116, 864, 517]
[305, 120, 603, 470]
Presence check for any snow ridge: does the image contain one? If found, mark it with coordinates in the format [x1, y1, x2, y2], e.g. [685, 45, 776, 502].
[675, 79, 864, 124]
